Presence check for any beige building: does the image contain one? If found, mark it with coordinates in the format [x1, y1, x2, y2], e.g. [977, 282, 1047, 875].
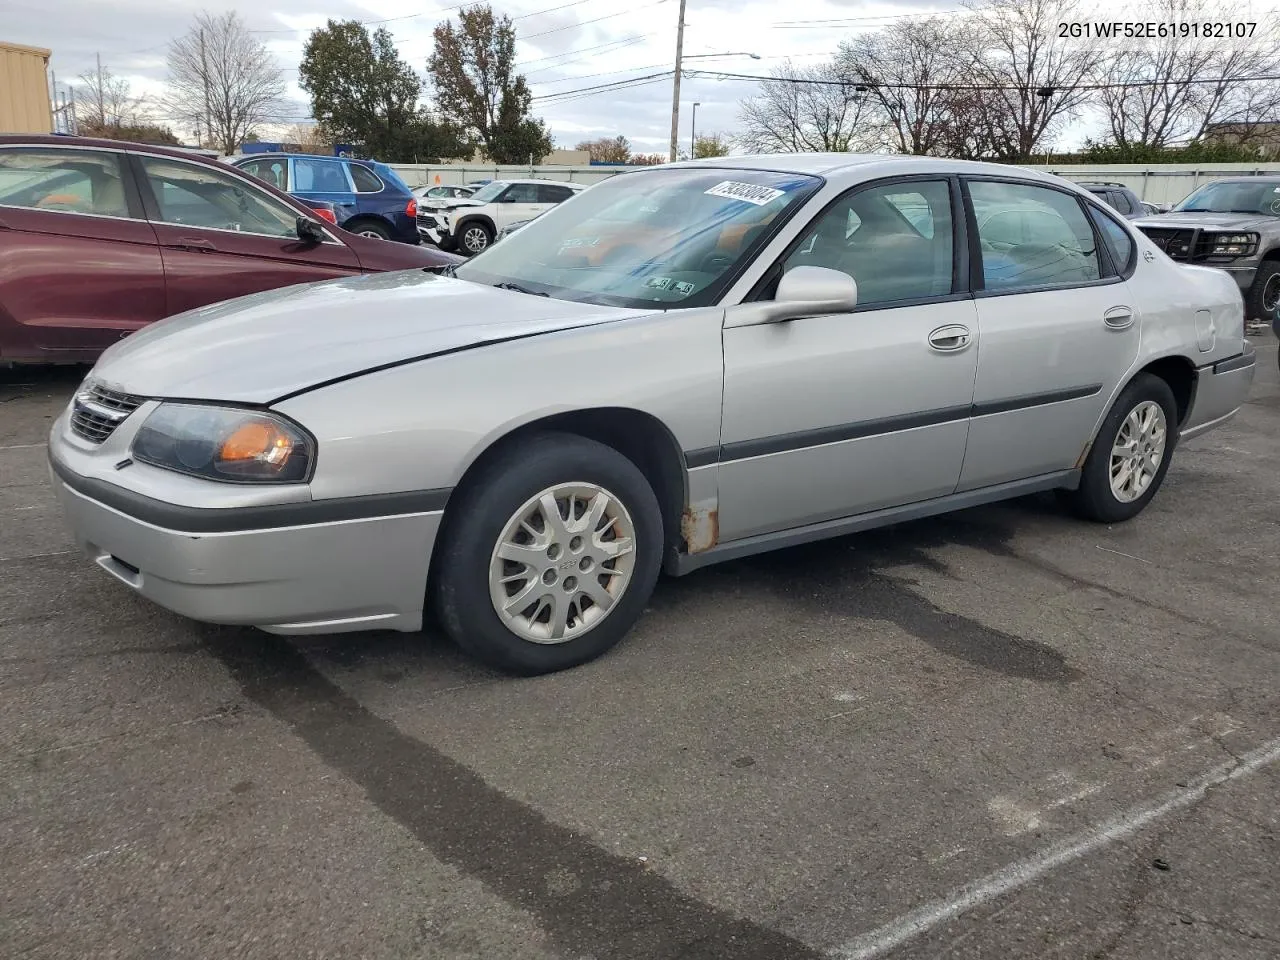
[0, 41, 53, 134]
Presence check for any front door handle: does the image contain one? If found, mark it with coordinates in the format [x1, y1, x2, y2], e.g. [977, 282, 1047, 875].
[172, 237, 216, 253]
[1104, 306, 1134, 329]
[928, 324, 972, 352]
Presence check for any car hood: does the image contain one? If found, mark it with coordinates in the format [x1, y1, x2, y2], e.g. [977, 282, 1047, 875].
[1132, 212, 1280, 231]
[424, 198, 485, 212]
[90, 269, 650, 404]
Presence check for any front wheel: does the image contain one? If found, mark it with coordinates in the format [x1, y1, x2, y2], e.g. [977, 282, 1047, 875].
[1062, 373, 1179, 523]
[432, 432, 664, 674]
[458, 221, 493, 256]
[1245, 261, 1280, 324]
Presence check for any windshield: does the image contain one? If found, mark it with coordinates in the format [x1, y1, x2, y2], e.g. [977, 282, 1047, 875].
[468, 180, 510, 204]
[453, 168, 823, 309]
[1173, 180, 1280, 215]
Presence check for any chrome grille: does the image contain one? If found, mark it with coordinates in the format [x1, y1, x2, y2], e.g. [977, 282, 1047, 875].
[69, 382, 145, 445]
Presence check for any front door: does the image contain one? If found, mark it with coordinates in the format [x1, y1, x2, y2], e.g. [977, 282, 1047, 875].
[958, 177, 1142, 491]
[493, 182, 545, 231]
[131, 154, 361, 317]
[717, 178, 979, 543]
[0, 145, 165, 358]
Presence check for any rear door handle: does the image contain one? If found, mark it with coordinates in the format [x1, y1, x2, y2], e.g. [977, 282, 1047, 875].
[1104, 306, 1134, 329]
[928, 324, 972, 352]
[171, 237, 216, 253]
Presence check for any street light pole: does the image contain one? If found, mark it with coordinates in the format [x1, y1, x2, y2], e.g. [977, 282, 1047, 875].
[691, 102, 700, 157]
[668, 0, 687, 163]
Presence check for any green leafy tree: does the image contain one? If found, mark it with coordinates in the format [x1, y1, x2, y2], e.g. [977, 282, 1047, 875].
[300, 20, 468, 161]
[693, 132, 732, 158]
[427, 4, 554, 164]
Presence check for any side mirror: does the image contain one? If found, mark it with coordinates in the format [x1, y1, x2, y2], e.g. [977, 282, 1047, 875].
[295, 217, 325, 245]
[724, 266, 859, 328]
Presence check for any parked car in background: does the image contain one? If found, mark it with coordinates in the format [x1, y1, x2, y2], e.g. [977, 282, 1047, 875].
[0, 134, 458, 364]
[1133, 175, 1280, 324]
[414, 184, 476, 202]
[49, 154, 1253, 675]
[417, 178, 586, 255]
[1075, 181, 1146, 220]
[230, 152, 421, 244]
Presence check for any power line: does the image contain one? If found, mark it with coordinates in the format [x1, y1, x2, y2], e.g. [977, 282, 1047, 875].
[540, 75, 675, 105]
[685, 67, 1280, 93]
[532, 70, 673, 101]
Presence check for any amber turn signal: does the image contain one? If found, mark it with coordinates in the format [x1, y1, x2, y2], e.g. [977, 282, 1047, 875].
[219, 419, 295, 466]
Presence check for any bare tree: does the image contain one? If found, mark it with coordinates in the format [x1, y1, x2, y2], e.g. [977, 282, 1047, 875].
[836, 16, 978, 156]
[165, 10, 286, 153]
[76, 60, 146, 130]
[1092, 0, 1280, 149]
[284, 122, 332, 153]
[962, 0, 1105, 161]
[735, 61, 871, 153]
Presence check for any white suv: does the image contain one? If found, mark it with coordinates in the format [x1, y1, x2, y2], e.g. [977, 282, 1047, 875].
[416, 178, 585, 255]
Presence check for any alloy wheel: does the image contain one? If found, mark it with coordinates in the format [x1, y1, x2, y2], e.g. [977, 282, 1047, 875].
[463, 226, 489, 254]
[488, 483, 637, 644]
[1109, 400, 1167, 503]
[1263, 273, 1280, 312]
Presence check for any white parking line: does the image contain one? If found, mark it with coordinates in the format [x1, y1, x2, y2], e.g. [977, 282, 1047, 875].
[834, 736, 1280, 960]
[0, 442, 47, 450]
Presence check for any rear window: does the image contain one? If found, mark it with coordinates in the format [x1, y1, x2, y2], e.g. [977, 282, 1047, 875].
[372, 163, 411, 193]
[348, 163, 384, 193]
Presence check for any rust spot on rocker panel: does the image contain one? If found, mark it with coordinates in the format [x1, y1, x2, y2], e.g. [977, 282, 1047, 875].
[681, 501, 719, 554]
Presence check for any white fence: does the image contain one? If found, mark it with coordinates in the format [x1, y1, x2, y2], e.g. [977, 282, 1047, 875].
[391, 160, 1280, 205]
[391, 163, 627, 188]
[1036, 162, 1280, 204]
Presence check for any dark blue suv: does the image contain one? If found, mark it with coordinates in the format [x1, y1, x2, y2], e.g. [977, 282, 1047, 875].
[230, 153, 420, 244]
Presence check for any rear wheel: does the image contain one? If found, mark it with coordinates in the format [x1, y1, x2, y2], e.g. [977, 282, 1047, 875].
[1062, 373, 1179, 523]
[433, 432, 663, 674]
[346, 218, 392, 241]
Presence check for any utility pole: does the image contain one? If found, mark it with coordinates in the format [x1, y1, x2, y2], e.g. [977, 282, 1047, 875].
[96, 52, 104, 124]
[691, 101, 700, 157]
[667, 0, 686, 163]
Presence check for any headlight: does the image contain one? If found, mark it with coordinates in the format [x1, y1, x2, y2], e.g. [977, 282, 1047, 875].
[1206, 232, 1258, 257]
[132, 404, 313, 483]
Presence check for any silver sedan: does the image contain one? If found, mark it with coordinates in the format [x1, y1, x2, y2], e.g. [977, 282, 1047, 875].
[49, 154, 1257, 674]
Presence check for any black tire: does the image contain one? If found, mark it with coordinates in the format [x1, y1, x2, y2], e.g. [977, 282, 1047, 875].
[1245, 260, 1280, 323]
[432, 431, 664, 675]
[437, 235, 458, 253]
[457, 220, 493, 256]
[1062, 373, 1179, 523]
[345, 218, 393, 241]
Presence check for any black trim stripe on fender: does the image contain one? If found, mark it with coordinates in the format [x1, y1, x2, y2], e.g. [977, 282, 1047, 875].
[685, 384, 1104, 466]
[1212, 347, 1256, 375]
[50, 453, 451, 533]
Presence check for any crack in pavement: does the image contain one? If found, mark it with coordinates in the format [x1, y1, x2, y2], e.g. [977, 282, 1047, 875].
[203, 626, 827, 960]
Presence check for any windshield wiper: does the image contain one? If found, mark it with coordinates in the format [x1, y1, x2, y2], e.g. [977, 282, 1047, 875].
[493, 282, 549, 297]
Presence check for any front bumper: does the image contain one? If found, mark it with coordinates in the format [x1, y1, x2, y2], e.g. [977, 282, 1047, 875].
[1181, 341, 1257, 441]
[416, 212, 451, 246]
[1220, 263, 1258, 293]
[48, 413, 443, 636]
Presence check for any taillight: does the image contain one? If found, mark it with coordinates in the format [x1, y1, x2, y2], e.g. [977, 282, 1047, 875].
[313, 208, 337, 225]
[406, 198, 418, 219]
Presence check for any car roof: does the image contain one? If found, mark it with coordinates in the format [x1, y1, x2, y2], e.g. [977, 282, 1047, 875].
[0, 133, 224, 162]
[493, 177, 585, 187]
[652, 152, 1070, 186]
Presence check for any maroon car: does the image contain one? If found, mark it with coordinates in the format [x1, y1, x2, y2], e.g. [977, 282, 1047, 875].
[0, 135, 459, 363]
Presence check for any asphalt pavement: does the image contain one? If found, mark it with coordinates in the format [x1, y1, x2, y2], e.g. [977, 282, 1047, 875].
[2, 336, 1277, 960]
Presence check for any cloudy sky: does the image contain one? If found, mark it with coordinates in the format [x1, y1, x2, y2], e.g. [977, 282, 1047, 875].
[10, 0, 1121, 154]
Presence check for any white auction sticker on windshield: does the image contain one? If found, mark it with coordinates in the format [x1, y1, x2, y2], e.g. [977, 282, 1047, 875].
[704, 181, 785, 206]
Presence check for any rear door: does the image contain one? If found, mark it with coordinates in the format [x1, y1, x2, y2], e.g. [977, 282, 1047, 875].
[292, 157, 358, 224]
[130, 153, 361, 317]
[959, 176, 1141, 491]
[0, 144, 165, 358]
